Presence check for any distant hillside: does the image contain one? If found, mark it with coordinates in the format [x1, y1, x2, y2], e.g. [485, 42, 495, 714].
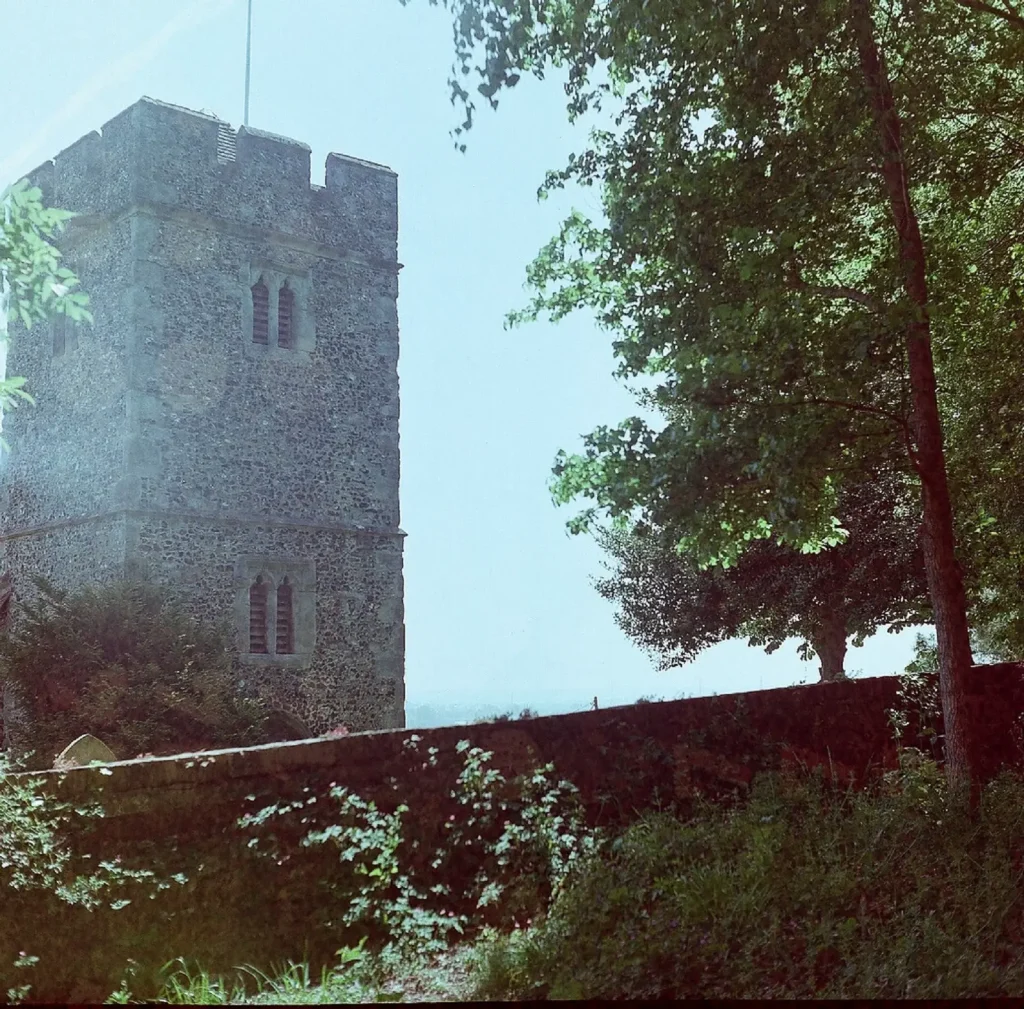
[404, 700, 559, 729]
[404, 693, 680, 729]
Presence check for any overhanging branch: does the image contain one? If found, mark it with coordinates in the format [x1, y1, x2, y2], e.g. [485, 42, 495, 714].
[788, 396, 909, 430]
[704, 391, 909, 431]
[786, 265, 885, 312]
[952, 0, 1024, 31]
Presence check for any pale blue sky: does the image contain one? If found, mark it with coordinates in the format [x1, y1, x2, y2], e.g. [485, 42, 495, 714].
[1, 0, 924, 719]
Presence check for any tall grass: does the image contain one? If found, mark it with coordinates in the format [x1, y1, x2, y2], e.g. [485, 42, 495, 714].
[104, 944, 388, 1005]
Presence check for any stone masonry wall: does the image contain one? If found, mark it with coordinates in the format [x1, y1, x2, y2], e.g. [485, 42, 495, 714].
[0, 97, 405, 738]
[0, 214, 134, 530]
[5, 665, 1021, 1001]
[124, 188, 400, 529]
[128, 515, 405, 732]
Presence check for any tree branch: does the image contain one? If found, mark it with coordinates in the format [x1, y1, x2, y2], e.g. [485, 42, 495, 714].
[786, 265, 885, 311]
[842, 424, 902, 441]
[952, 0, 1024, 30]
[704, 391, 908, 430]
[788, 396, 909, 429]
[945, 108, 1024, 159]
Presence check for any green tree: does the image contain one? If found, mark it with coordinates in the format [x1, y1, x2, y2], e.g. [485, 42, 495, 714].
[933, 174, 1024, 663]
[0, 178, 92, 419]
[414, 0, 1024, 796]
[598, 471, 929, 682]
[905, 621, 1016, 677]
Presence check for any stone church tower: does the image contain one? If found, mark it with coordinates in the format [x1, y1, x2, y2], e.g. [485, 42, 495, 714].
[0, 97, 405, 738]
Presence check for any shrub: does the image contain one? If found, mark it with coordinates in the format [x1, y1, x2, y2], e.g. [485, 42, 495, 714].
[469, 750, 1024, 999]
[0, 751, 183, 1002]
[0, 577, 270, 768]
[238, 738, 604, 974]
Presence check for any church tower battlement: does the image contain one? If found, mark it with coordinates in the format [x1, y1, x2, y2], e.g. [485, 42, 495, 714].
[26, 97, 397, 263]
[0, 97, 405, 739]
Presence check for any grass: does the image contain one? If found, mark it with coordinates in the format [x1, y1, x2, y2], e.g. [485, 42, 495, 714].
[93, 747, 1024, 1002]
[100, 942, 480, 1003]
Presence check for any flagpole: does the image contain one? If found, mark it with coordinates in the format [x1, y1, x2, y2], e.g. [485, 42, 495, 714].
[243, 0, 252, 127]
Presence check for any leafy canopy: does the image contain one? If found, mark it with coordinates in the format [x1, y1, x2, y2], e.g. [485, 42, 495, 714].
[415, 0, 1024, 578]
[598, 469, 929, 678]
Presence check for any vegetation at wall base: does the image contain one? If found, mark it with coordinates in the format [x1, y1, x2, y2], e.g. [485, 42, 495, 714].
[0, 749, 191, 1005]
[7, 682, 1024, 1001]
[236, 735, 604, 967]
[102, 946, 393, 1006]
[0, 577, 272, 769]
[469, 751, 1024, 1000]
[0, 733, 600, 1002]
[32, 746, 1024, 1002]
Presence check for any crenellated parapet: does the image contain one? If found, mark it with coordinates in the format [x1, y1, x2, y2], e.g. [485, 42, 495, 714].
[25, 97, 397, 264]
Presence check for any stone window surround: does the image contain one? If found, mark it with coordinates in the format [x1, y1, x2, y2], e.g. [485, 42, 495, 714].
[240, 262, 315, 363]
[235, 556, 315, 667]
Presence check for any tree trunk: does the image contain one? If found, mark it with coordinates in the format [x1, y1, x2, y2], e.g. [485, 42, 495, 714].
[850, 0, 978, 805]
[812, 610, 848, 682]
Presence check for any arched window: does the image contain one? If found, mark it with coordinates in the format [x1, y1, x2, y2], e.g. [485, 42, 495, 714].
[249, 575, 269, 653]
[275, 576, 294, 654]
[251, 278, 269, 345]
[52, 314, 67, 357]
[277, 282, 295, 349]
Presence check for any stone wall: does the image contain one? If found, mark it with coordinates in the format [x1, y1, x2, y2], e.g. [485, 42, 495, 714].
[4, 664, 1022, 1001]
[0, 97, 405, 736]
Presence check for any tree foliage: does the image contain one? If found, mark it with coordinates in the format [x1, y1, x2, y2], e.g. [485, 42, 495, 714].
[598, 470, 929, 681]
[0, 579, 271, 770]
[935, 186, 1024, 662]
[0, 178, 92, 418]
[415, 0, 1024, 793]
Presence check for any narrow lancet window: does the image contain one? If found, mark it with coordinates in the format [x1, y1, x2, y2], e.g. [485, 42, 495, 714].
[52, 314, 66, 357]
[251, 279, 269, 345]
[249, 575, 269, 653]
[277, 283, 295, 349]
[275, 576, 294, 654]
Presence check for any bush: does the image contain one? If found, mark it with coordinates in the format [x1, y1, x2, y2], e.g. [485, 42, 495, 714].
[469, 750, 1024, 999]
[0, 751, 182, 1003]
[0, 577, 270, 768]
[238, 738, 604, 973]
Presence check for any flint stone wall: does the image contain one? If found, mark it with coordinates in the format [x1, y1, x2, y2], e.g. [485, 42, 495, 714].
[0, 97, 405, 738]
